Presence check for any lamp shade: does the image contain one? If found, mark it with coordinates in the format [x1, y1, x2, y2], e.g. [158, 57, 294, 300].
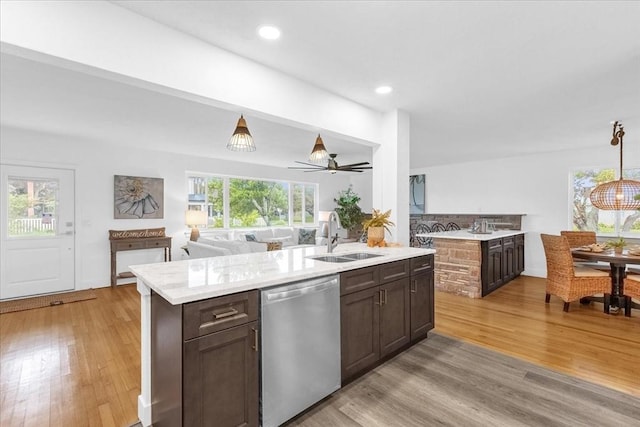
[309, 134, 329, 163]
[589, 179, 640, 210]
[185, 210, 207, 226]
[227, 115, 256, 152]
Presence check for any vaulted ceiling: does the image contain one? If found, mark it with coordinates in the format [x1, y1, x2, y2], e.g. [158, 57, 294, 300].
[2, 1, 639, 169]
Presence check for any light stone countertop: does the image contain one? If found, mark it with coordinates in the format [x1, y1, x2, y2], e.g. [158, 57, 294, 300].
[416, 229, 525, 241]
[131, 242, 435, 305]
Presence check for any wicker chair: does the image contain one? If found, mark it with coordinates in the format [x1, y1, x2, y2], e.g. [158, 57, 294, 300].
[560, 230, 597, 247]
[623, 275, 640, 317]
[560, 230, 608, 271]
[540, 234, 611, 312]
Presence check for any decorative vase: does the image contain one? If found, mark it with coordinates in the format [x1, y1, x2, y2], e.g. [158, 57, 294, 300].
[367, 226, 385, 246]
[614, 247, 623, 254]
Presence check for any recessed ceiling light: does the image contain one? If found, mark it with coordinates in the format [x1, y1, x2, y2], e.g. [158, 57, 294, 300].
[375, 86, 393, 95]
[258, 26, 281, 40]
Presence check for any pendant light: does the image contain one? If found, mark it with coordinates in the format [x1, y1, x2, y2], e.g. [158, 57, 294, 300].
[589, 121, 640, 210]
[308, 134, 329, 163]
[227, 115, 256, 152]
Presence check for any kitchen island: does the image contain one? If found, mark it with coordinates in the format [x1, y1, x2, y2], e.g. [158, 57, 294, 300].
[131, 242, 434, 427]
[417, 230, 525, 298]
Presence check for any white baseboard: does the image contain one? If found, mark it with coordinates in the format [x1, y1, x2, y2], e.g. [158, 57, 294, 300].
[138, 395, 151, 426]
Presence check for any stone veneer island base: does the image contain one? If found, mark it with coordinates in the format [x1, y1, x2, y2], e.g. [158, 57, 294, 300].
[428, 230, 525, 298]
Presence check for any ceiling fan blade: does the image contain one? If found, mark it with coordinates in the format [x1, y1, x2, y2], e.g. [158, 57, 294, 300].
[337, 169, 364, 172]
[337, 162, 370, 168]
[293, 160, 325, 167]
[288, 166, 325, 170]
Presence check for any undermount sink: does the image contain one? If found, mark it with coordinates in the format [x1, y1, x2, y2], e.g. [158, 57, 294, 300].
[307, 255, 355, 263]
[340, 252, 384, 260]
[307, 253, 384, 263]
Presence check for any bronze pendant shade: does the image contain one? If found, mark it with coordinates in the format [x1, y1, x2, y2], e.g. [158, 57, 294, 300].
[589, 121, 640, 210]
[227, 115, 256, 152]
[308, 134, 329, 163]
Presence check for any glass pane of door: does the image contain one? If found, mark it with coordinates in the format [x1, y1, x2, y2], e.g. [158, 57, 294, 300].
[7, 177, 59, 238]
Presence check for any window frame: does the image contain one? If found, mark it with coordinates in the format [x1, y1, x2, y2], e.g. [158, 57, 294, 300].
[187, 172, 319, 229]
[570, 167, 640, 238]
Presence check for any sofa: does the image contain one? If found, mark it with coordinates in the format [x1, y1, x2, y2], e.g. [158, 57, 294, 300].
[188, 226, 325, 258]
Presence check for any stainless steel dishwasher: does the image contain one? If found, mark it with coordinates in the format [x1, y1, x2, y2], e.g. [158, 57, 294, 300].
[261, 275, 341, 427]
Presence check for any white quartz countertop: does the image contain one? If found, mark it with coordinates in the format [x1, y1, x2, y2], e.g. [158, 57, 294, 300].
[416, 229, 525, 241]
[131, 243, 435, 305]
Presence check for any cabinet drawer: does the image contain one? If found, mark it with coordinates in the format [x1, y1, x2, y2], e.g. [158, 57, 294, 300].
[502, 236, 515, 247]
[341, 266, 380, 295]
[145, 238, 168, 248]
[410, 255, 433, 274]
[115, 240, 146, 250]
[488, 238, 502, 250]
[380, 260, 410, 283]
[183, 290, 258, 340]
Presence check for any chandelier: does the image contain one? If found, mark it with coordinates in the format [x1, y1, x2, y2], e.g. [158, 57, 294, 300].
[589, 121, 640, 210]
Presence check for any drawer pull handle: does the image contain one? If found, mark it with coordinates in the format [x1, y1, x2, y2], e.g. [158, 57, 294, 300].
[213, 308, 238, 319]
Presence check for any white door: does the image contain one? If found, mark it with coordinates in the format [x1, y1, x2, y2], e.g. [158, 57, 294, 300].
[1, 165, 75, 300]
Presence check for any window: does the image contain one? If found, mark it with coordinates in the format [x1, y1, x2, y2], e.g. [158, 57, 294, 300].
[571, 168, 640, 236]
[187, 174, 318, 229]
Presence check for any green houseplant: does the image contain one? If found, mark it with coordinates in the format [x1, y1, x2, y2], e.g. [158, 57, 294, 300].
[334, 186, 364, 237]
[606, 236, 626, 254]
[362, 209, 395, 246]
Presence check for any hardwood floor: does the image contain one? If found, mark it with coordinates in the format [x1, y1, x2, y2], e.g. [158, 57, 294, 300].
[0, 285, 141, 427]
[435, 275, 640, 398]
[0, 276, 638, 426]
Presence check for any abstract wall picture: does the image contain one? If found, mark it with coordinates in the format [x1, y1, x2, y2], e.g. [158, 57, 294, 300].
[410, 174, 426, 214]
[114, 175, 164, 219]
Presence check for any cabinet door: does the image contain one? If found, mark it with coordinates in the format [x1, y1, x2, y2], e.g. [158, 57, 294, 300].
[502, 236, 516, 282]
[482, 239, 504, 296]
[183, 321, 259, 427]
[410, 271, 434, 341]
[379, 278, 411, 357]
[515, 234, 525, 275]
[340, 286, 380, 381]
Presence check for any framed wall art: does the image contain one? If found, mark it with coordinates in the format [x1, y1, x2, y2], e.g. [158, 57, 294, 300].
[114, 175, 164, 219]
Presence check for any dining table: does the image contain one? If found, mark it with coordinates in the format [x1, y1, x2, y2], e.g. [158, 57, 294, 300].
[571, 248, 640, 313]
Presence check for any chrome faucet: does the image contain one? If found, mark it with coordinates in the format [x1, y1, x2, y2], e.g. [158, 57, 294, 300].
[327, 211, 341, 253]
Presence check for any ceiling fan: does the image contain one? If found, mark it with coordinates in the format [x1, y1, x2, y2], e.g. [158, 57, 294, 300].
[289, 153, 372, 173]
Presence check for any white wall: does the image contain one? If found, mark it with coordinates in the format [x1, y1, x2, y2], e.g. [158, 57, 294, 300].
[413, 143, 640, 278]
[1, 126, 370, 289]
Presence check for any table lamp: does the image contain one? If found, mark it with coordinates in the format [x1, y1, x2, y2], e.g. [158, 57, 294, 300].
[185, 210, 207, 241]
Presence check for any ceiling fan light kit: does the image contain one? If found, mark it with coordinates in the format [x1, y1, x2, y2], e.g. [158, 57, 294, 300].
[589, 121, 640, 210]
[227, 114, 256, 152]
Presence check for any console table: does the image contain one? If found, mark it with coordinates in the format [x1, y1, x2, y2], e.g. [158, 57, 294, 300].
[110, 237, 172, 287]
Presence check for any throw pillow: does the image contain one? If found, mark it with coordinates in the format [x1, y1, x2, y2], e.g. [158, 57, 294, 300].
[298, 228, 316, 245]
[245, 233, 257, 242]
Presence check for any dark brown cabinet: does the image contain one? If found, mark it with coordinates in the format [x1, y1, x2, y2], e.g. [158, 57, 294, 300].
[515, 234, 525, 275]
[340, 256, 433, 382]
[151, 290, 259, 427]
[481, 234, 525, 296]
[410, 255, 434, 341]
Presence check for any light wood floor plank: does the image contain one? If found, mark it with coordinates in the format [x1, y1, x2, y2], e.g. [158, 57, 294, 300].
[1, 276, 639, 426]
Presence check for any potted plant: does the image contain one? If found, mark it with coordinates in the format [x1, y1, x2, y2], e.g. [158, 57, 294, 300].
[334, 186, 364, 238]
[607, 236, 626, 254]
[362, 208, 395, 246]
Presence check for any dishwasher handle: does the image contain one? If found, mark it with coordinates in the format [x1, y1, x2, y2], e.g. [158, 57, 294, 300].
[263, 278, 338, 303]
